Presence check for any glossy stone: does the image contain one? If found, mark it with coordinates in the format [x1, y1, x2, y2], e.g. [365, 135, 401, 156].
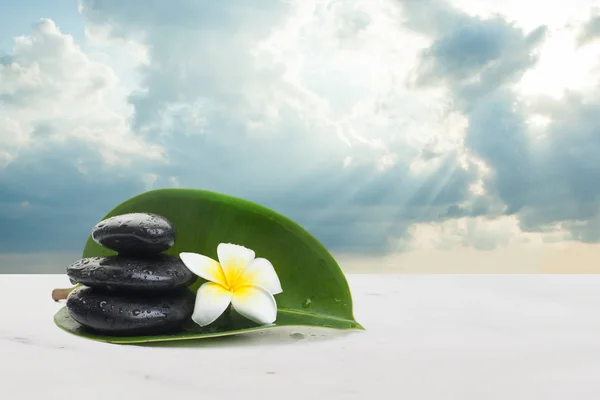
[91, 213, 175, 255]
[66, 255, 197, 292]
[66, 286, 195, 336]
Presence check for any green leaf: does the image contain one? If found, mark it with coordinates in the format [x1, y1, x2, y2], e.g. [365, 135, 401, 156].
[53, 188, 364, 344]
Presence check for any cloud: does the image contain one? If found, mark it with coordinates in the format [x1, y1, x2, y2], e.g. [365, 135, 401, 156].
[408, 215, 529, 251]
[402, 0, 600, 244]
[516, 91, 600, 238]
[577, 8, 600, 46]
[75, 0, 490, 253]
[0, 18, 170, 256]
[2, 0, 600, 273]
[0, 19, 165, 168]
[407, 1, 547, 105]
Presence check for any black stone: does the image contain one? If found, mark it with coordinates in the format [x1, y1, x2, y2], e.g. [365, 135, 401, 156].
[66, 255, 197, 292]
[66, 286, 195, 336]
[91, 213, 175, 255]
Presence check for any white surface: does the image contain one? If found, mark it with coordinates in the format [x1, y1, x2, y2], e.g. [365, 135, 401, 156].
[1, 274, 600, 400]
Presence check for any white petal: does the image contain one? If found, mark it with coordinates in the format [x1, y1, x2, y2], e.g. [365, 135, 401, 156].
[240, 257, 283, 295]
[191, 282, 233, 327]
[179, 252, 227, 287]
[231, 285, 277, 325]
[217, 243, 255, 288]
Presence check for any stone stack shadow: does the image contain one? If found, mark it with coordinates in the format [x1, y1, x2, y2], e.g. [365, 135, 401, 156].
[65, 212, 197, 336]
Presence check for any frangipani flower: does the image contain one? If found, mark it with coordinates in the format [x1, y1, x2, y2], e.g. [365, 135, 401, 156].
[179, 243, 283, 327]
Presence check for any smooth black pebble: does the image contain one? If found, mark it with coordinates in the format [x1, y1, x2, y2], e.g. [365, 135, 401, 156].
[66, 286, 195, 336]
[91, 212, 175, 255]
[67, 255, 197, 292]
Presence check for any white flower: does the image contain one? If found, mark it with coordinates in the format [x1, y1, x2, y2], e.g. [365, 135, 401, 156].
[179, 243, 283, 327]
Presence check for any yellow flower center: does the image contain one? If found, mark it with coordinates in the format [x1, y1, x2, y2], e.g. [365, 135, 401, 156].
[221, 258, 249, 292]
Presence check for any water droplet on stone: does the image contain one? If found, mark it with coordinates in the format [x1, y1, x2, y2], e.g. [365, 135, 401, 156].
[132, 309, 141, 316]
[99, 301, 107, 308]
[290, 332, 305, 340]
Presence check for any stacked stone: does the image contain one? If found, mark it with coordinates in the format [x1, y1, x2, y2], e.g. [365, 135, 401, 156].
[65, 213, 197, 336]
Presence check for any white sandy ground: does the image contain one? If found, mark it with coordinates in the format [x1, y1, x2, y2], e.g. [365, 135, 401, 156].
[1, 274, 600, 399]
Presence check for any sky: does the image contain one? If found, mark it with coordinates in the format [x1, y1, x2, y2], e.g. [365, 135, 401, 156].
[2, 0, 600, 273]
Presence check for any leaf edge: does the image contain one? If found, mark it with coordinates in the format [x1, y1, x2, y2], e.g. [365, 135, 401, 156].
[53, 306, 365, 345]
